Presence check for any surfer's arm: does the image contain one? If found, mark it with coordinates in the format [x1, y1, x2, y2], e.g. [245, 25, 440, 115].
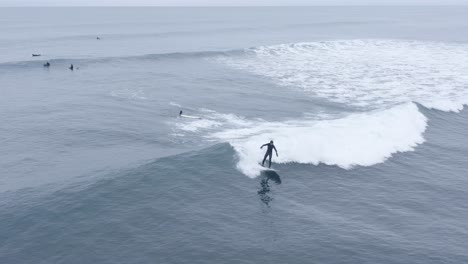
[273, 146, 278, 156]
[260, 143, 268, 149]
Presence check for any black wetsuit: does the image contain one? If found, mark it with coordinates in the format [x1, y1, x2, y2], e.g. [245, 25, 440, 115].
[261, 143, 277, 168]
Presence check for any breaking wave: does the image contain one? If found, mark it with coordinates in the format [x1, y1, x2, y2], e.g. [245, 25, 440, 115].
[216, 39, 468, 112]
[175, 103, 428, 177]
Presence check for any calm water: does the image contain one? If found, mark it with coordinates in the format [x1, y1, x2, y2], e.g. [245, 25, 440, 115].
[1, 7, 468, 264]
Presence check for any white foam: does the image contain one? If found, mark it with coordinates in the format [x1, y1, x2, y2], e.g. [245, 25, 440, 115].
[211, 103, 427, 178]
[176, 119, 222, 132]
[173, 40, 468, 177]
[421, 99, 466, 113]
[175, 109, 254, 133]
[169, 101, 182, 107]
[110, 88, 147, 100]
[217, 39, 468, 112]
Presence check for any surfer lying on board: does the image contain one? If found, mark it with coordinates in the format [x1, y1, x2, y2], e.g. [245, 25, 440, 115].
[260, 140, 278, 168]
[179, 110, 202, 119]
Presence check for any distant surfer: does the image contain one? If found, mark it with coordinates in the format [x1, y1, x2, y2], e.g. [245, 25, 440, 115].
[43, 62, 50, 67]
[69, 64, 74, 71]
[97, 37, 101, 40]
[179, 110, 201, 119]
[260, 140, 278, 168]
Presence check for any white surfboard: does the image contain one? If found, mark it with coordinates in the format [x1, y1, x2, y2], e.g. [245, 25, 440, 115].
[262, 168, 279, 172]
[258, 163, 278, 171]
[180, 114, 201, 119]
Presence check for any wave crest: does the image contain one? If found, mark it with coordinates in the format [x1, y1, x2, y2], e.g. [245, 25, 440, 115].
[211, 103, 427, 177]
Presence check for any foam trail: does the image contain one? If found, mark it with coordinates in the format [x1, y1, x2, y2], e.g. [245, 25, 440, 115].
[169, 102, 182, 108]
[176, 119, 222, 132]
[175, 110, 254, 133]
[212, 103, 427, 178]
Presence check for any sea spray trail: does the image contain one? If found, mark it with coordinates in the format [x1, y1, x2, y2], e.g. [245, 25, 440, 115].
[216, 39, 468, 112]
[175, 103, 428, 177]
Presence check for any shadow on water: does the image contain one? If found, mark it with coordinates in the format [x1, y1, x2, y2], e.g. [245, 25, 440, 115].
[257, 171, 281, 206]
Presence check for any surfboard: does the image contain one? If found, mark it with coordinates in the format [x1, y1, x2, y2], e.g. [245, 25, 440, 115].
[180, 114, 201, 119]
[258, 163, 278, 171]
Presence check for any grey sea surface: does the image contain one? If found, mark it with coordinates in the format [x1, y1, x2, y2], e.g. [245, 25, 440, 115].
[1, 6, 468, 264]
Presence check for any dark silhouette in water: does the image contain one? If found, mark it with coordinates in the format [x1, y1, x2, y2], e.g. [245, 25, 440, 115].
[260, 140, 278, 168]
[258, 179, 272, 205]
[96, 37, 101, 40]
[263, 170, 282, 184]
[32, 54, 41, 57]
[258, 171, 281, 206]
[179, 110, 183, 116]
[69, 64, 74, 71]
[43, 62, 50, 67]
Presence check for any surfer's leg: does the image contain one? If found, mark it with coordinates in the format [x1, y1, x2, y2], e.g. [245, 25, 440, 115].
[268, 153, 272, 168]
[262, 152, 268, 166]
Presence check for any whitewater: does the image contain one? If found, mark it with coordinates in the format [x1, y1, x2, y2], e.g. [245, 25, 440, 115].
[172, 39, 468, 177]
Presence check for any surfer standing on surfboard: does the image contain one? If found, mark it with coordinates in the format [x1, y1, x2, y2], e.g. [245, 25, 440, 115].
[260, 140, 278, 168]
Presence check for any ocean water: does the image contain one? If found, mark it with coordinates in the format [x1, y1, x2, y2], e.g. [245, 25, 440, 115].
[1, 6, 468, 264]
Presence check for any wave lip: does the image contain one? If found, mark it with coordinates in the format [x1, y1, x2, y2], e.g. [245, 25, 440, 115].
[211, 103, 428, 178]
